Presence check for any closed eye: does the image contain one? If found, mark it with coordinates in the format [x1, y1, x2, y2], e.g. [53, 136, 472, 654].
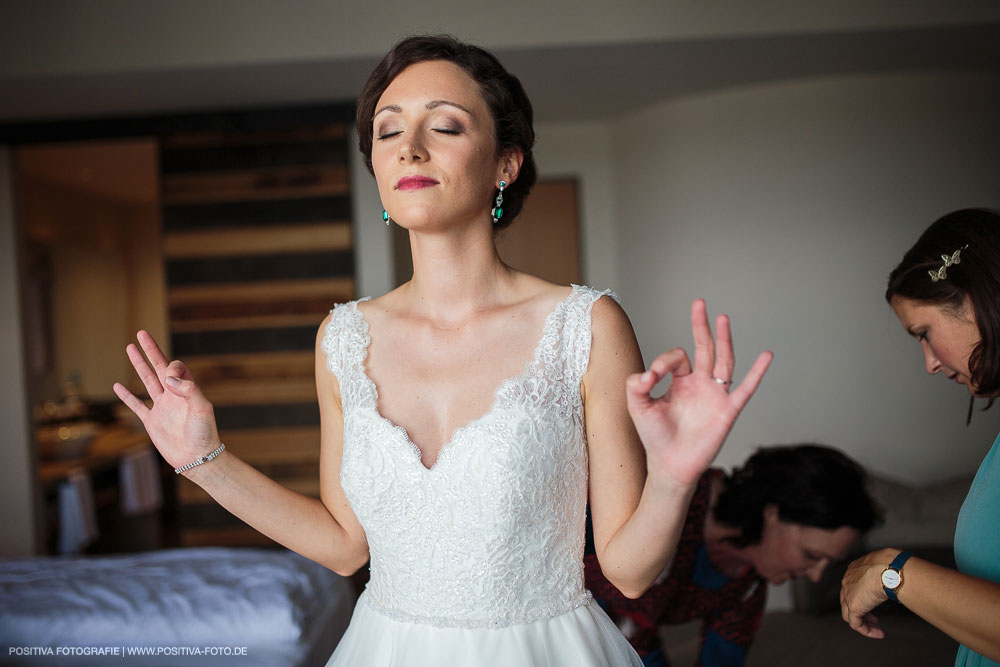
[376, 130, 403, 141]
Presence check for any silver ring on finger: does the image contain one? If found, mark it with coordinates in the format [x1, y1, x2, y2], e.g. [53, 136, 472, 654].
[712, 376, 733, 386]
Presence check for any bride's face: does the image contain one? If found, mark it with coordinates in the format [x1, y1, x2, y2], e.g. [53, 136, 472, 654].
[371, 59, 505, 231]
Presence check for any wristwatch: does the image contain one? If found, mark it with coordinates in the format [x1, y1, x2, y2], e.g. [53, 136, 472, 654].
[881, 550, 913, 602]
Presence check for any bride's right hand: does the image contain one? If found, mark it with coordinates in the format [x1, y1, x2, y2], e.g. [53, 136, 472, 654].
[113, 330, 221, 471]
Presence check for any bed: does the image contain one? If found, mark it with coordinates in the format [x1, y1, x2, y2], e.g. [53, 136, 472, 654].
[0, 547, 356, 666]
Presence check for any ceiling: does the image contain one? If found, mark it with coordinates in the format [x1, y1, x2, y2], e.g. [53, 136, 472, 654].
[1, 23, 998, 126]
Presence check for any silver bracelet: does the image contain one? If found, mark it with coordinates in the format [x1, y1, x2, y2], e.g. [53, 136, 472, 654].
[174, 443, 226, 475]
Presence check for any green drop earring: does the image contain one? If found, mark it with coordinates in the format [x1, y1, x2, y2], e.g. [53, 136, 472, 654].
[382, 210, 390, 226]
[491, 181, 506, 225]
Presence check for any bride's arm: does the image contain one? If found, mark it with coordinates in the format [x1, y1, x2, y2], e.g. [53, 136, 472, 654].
[584, 298, 771, 598]
[114, 317, 369, 575]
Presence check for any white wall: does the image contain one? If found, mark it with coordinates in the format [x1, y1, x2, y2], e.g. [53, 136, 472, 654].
[534, 121, 619, 289]
[350, 127, 393, 299]
[610, 71, 1000, 485]
[0, 148, 41, 556]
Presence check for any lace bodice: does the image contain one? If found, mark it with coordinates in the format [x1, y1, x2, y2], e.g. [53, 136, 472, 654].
[322, 285, 615, 629]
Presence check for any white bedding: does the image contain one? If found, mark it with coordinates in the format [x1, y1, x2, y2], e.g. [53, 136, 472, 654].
[0, 547, 355, 666]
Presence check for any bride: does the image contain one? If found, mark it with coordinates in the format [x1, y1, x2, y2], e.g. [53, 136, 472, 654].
[114, 35, 772, 666]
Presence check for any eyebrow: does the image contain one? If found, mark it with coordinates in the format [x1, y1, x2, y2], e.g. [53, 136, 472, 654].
[373, 99, 474, 119]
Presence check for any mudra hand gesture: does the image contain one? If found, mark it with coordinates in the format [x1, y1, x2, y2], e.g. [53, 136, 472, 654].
[113, 330, 220, 472]
[626, 299, 773, 486]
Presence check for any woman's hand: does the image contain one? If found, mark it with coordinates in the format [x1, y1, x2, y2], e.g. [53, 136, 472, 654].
[840, 548, 900, 639]
[625, 299, 772, 486]
[113, 330, 221, 471]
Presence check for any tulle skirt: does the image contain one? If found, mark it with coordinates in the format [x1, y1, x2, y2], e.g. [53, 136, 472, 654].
[325, 592, 642, 666]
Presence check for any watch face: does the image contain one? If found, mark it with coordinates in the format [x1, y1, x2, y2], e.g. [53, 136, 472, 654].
[882, 569, 901, 589]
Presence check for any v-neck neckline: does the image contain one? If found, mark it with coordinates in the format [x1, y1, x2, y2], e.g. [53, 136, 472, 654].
[351, 286, 578, 472]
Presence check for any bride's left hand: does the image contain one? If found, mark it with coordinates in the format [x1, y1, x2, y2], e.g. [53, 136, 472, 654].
[626, 299, 773, 486]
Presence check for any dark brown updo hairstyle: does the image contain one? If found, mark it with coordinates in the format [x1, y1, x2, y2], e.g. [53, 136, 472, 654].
[713, 444, 881, 547]
[355, 34, 537, 231]
[885, 208, 1000, 399]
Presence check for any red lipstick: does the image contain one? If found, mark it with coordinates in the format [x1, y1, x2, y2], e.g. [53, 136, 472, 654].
[396, 175, 439, 190]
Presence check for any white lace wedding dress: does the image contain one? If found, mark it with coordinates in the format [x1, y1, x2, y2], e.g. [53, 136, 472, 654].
[322, 285, 642, 666]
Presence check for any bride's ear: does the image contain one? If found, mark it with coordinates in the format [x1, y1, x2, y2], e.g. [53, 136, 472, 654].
[497, 149, 524, 186]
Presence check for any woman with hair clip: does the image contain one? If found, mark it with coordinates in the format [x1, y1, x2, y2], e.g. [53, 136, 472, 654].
[585, 444, 881, 666]
[113, 35, 772, 667]
[840, 208, 1000, 666]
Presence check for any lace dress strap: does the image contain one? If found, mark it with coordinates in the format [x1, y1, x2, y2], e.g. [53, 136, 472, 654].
[562, 285, 619, 388]
[321, 298, 371, 386]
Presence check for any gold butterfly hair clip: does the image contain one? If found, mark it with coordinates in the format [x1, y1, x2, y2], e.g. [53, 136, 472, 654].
[928, 245, 969, 282]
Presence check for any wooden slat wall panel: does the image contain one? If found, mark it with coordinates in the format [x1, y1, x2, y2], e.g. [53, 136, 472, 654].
[161, 142, 347, 173]
[163, 196, 352, 231]
[160, 125, 347, 150]
[171, 314, 325, 333]
[172, 326, 317, 356]
[162, 165, 349, 204]
[165, 222, 352, 258]
[161, 117, 352, 546]
[200, 378, 317, 405]
[184, 351, 316, 384]
[166, 250, 354, 285]
[225, 426, 322, 461]
[212, 403, 320, 429]
[168, 279, 351, 333]
[169, 277, 353, 305]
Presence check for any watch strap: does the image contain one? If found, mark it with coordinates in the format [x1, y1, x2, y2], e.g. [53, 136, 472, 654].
[882, 550, 913, 602]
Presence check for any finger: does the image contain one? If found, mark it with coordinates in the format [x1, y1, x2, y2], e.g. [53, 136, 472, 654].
[163, 361, 208, 407]
[862, 613, 884, 639]
[728, 350, 774, 410]
[626, 349, 691, 397]
[690, 299, 715, 375]
[165, 359, 195, 383]
[647, 348, 693, 382]
[713, 314, 734, 382]
[626, 349, 691, 412]
[850, 611, 884, 639]
[126, 343, 163, 399]
[162, 361, 214, 412]
[113, 382, 150, 420]
[137, 330, 171, 375]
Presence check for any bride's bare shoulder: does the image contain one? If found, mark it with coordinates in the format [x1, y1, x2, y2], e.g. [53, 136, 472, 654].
[511, 273, 572, 309]
[356, 284, 410, 326]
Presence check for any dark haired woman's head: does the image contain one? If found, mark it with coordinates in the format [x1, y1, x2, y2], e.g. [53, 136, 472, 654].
[356, 35, 537, 231]
[885, 208, 1000, 399]
[714, 444, 881, 546]
[713, 444, 881, 584]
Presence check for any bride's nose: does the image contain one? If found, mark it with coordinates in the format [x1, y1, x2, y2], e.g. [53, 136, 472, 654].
[398, 134, 426, 162]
